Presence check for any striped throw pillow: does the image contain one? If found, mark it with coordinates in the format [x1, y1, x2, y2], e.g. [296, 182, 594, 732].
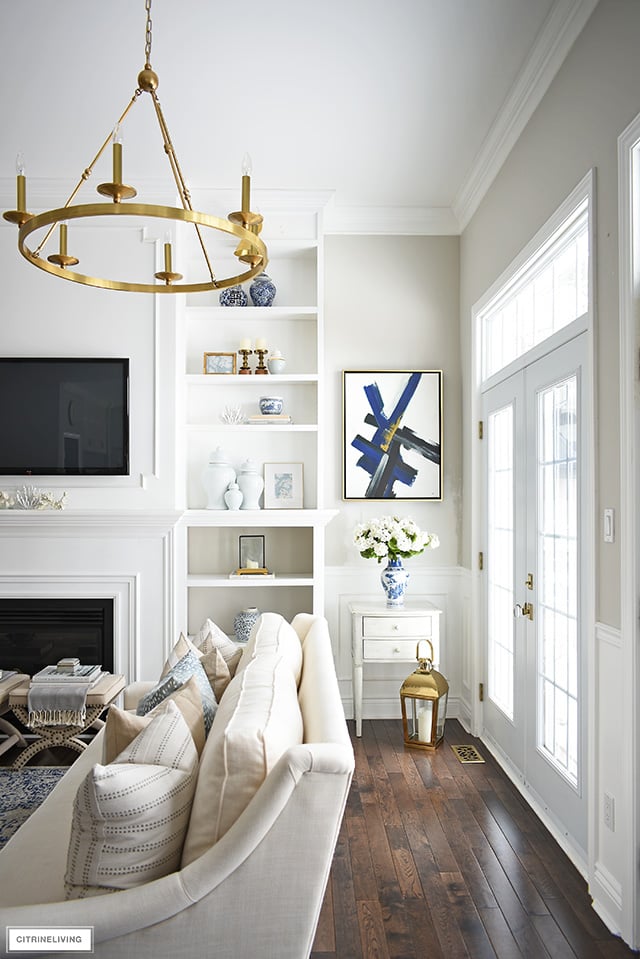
[65, 702, 199, 898]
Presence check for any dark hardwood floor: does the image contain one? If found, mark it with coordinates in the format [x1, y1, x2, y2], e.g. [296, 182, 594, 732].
[311, 719, 637, 959]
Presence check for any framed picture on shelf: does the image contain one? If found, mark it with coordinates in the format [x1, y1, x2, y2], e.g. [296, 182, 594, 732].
[342, 369, 442, 501]
[204, 352, 237, 375]
[263, 462, 304, 509]
[238, 534, 266, 571]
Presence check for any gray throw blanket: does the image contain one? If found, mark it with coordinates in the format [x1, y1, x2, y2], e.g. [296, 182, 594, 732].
[27, 682, 93, 727]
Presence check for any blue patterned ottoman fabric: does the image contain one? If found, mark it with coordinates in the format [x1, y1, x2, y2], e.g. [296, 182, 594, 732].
[136, 651, 217, 733]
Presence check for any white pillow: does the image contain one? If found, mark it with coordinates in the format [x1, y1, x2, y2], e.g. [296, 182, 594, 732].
[181, 651, 303, 865]
[65, 702, 199, 898]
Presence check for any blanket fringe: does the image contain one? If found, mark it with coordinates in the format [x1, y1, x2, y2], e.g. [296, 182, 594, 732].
[27, 707, 87, 728]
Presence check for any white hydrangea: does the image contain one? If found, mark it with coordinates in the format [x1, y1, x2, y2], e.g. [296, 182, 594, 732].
[353, 514, 440, 563]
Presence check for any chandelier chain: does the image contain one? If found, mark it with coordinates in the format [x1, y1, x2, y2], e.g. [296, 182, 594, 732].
[144, 0, 153, 68]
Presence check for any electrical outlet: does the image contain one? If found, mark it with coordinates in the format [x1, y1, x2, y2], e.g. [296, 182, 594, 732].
[603, 793, 615, 831]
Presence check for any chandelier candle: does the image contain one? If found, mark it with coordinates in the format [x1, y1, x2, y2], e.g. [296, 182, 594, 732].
[3, 153, 31, 226]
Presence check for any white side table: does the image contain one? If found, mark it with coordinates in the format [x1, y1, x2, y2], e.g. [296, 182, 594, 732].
[349, 600, 442, 737]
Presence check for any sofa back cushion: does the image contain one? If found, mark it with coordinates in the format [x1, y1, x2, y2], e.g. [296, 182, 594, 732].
[65, 702, 199, 898]
[181, 632, 304, 865]
[236, 610, 303, 682]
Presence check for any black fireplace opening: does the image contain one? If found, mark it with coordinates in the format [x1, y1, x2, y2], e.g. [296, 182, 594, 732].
[0, 598, 114, 677]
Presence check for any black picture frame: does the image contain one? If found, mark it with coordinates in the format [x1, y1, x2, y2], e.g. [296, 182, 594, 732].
[238, 534, 266, 570]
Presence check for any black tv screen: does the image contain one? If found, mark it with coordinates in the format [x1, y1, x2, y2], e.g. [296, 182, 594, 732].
[0, 358, 129, 476]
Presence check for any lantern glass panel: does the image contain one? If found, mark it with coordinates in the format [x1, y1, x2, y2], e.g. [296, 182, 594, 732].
[435, 691, 448, 742]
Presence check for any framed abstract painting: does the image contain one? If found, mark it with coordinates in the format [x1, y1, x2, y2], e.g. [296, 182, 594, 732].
[342, 370, 442, 500]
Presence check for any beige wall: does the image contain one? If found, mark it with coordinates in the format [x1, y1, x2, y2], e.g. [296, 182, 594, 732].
[460, 0, 640, 628]
[324, 234, 461, 569]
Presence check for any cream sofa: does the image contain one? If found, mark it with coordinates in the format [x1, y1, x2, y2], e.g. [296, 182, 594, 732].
[0, 613, 354, 959]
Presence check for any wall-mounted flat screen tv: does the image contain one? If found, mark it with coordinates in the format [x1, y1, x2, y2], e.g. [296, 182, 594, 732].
[0, 358, 130, 476]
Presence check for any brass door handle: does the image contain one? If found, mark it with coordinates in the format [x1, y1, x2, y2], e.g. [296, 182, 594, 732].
[513, 602, 534, 621]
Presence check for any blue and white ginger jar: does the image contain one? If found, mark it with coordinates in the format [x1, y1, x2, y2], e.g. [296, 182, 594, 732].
[380, 558, 409, 607]
[219, 284, 248, 307]
[249, 273, 276, 307]
[234, 606, 260, 643]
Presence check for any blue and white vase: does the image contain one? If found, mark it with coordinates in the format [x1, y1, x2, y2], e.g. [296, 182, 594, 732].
[249, 273, 276, 307]
[234, 606, 260, 643]
[219, 284, 248, 307]
[380, 558, 409, 607]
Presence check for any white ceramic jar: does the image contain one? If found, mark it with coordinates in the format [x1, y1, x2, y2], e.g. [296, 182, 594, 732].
[202, 448, 236, 509]
[224, 480, 243, 510]
[237, 458, 264, 510]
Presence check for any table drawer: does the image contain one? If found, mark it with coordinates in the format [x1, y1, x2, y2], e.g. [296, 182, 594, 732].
[363, 639, 419, 661]
[362, 616, 433, 639]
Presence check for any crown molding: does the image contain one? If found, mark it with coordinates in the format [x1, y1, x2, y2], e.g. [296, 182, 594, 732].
[323, 205, 459, 236]
[453, 0, 599, 231]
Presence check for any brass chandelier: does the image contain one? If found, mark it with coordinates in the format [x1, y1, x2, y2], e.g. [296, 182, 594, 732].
[2, 0, 267, 294]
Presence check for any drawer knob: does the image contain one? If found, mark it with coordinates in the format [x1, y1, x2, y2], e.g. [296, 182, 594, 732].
[392, 624, 399, 630]
[394, 647, 401, 653]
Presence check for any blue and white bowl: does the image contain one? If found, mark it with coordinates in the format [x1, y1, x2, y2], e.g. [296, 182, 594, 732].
[259, 396, 284, 415]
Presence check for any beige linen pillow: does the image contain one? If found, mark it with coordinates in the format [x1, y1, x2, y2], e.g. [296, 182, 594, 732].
[199, 645, 232, 700]
[103, 674, 206, 762]
[181, 650, 303, 865]
[194, 618, 243, 675]
[65, 702, 198, 898]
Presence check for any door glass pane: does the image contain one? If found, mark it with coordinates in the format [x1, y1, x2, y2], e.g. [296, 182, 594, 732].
[537, 375, 579, 786]
[488, 404, 514, 719]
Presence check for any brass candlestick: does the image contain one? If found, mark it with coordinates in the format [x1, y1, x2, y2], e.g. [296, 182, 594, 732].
[238, 348, 253, 374]
[254, 348, 269, 374]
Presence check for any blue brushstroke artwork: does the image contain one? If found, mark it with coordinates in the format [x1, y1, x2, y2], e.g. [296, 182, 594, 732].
[344, 371, 442, 500]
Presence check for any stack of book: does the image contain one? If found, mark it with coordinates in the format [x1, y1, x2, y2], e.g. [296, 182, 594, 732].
[246, 413, 293, 425]
[31, 663, 103, 686]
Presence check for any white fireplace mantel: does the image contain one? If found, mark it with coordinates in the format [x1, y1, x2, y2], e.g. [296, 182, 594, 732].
[0, 510, 182, 680]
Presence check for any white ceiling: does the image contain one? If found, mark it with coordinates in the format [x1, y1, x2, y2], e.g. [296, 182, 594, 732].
[0, 0, 597, 233]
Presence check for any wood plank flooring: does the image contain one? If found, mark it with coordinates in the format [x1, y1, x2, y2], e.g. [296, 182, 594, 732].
[311, 719, 637, 959]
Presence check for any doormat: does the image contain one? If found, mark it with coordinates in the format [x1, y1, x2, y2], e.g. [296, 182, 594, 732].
[451, 744, 485, 764]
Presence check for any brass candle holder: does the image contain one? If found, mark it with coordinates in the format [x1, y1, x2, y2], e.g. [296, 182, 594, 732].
[254, 348, 269, 374]
[238, 348, 253, 374]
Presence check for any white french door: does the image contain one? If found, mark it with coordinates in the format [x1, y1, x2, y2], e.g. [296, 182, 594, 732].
[482, 334, 588, 853]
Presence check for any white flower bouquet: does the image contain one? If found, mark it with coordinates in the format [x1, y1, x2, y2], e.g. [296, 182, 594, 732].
[353, 515, 439, 564]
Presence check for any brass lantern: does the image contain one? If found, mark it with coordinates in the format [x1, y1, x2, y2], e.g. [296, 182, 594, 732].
[400, 640, 449, 750]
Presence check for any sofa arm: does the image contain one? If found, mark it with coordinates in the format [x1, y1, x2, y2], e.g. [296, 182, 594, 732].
[0, 742, 354, 959]
[122, 681, 156, 710]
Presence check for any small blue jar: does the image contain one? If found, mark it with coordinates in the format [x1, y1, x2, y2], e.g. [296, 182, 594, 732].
[219, 284, 248, 307]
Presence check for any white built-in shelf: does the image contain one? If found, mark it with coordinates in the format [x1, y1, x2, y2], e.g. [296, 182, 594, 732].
[186, 424, 318, 433]
[185, 374, 319, 385]
[182, 509, 338, 528]
[187, 573, 314, 588]
[184, 306, 317, 320]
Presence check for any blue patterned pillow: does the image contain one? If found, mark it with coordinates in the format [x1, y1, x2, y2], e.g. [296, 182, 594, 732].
[137, 651, 217, 734]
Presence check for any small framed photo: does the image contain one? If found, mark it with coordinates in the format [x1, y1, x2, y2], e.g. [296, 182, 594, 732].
[264, 462, 304, 509]
[204, 352, 237, 375]
[239, 534, 266, 571]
